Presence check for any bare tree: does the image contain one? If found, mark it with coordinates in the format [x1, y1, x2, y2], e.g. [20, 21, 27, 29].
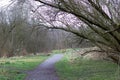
[0, 0, 75, 57]
[33, 0, 120, 64]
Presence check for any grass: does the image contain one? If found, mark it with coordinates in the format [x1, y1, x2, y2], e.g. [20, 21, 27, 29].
[55, 49, 120, 80]
[1, 48, 119, 80]
[0, 55, 48, 80]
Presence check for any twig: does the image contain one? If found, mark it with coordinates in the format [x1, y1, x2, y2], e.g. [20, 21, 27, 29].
[104, 26, 120, 34]
[81, 50, 105, 56]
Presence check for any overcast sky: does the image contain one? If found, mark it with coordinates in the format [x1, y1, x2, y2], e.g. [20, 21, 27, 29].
[0, 0, 12, 8]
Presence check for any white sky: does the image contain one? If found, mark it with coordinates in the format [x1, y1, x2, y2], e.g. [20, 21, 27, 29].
[0, 0, 11, 8]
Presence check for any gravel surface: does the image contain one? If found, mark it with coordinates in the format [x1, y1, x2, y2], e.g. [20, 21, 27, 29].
[25, 54, 63, 80]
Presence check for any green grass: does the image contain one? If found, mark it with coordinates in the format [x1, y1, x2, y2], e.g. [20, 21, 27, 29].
[56, 52, 120, 80]
[0, 55, 48, 80]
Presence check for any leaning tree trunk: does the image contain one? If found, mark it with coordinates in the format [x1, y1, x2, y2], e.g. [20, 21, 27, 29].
[34, 0, 120, 65]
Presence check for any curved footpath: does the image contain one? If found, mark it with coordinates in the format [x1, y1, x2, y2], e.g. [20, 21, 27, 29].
[25, 54, 63, 80]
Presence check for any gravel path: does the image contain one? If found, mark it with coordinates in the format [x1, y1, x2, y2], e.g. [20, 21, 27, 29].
[25, 54, 63, 80]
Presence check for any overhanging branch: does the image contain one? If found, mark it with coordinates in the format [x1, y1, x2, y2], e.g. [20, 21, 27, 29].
[104, 26, 120, 34]
[34, 0, 108, 31]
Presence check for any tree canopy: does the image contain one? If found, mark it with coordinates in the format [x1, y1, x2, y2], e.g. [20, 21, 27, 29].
[33, 0, 120, 64]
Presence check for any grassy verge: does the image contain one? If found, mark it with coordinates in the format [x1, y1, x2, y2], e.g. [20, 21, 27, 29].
[55, 50, 120, 80]
[0, 55, 48, 80]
